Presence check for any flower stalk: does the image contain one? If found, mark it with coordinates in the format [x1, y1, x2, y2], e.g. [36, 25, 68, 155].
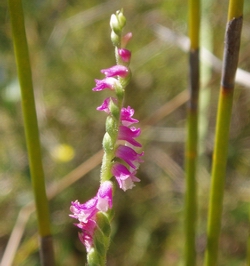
[204, 1, 244, 265]
[7, 0, 55, 265]
[70, 10, 143, 265]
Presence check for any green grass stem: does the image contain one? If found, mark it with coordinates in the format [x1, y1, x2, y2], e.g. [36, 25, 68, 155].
[198, 0, 213, 163]
[204, 1, 244, 265]
[184, 106, 199, 265]
[248, 217, 250, 266]
[184, 0, 200, 265]
[8, 0, 55, 264]
[188, 0, 200, 50]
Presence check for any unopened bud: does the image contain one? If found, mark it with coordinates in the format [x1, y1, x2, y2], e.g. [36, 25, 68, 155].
[111, 30, 120, 46]
[110, 10, 126, 35]
[121, 32, 132, 48]
[117, 11, 126, 29]
[109, 98, 120, 120]
[102, 132, 115, 153]
[110, 14, 121, 35]
[118, 48, 131, 63]
[105, 116, 118, 138]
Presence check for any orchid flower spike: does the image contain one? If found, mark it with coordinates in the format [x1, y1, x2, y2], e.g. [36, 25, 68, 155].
[71, 10, 143, 264]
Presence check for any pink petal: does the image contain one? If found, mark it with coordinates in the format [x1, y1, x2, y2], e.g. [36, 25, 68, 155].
[97, 181, 113, 211]
[118, 48, 131, 62]
[121, 106, 139, 126]
[101, 65, 129, 78]
[121, 32, 133, 47]
[118, 126, 142, 147]
[96, 97, 117, 113]
[92, 77, 118, 91]
[111, 163, 140, 191]
[115, 145, 144, 169]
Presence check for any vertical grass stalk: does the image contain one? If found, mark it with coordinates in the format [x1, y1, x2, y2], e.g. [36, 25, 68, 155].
[7, 0, 55, 265]
[184, 0, 200, 265]
[248, 212, 250, 266]
[198, 0, 213, 166]
[204, 1, 244, 265]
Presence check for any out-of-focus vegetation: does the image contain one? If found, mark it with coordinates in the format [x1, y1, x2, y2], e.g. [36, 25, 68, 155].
[1, 0, 250, 265]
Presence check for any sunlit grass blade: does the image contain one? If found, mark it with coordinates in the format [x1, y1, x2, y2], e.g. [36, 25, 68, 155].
[204, 1, 244, 265]
[184, 0, 200, 265]
[7, 0, 55, 265]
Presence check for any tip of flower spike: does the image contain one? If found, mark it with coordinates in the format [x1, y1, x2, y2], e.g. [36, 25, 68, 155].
[110, 10, 126, 34]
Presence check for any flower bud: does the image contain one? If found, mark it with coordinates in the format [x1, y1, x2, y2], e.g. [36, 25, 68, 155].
[105, 116, 118, 138]
[110, 10, 126, 35]
[102, 132, 115, 153]
[109, 98, 120, 120]
[110, 14, 120, 34]
[87, 248, 100, 265]
[119, 71, 131, 90]
[118, 48, 131, 63]
[96, 212, 111, 238]
[121, 32, 132, 48]
[111, 30, 120, 46]
[117, 11, 126, 29]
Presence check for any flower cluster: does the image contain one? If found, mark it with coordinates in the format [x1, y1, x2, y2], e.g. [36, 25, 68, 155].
[70, 10, 143, 258]
[94, 67, 143, 191]
[69, 181, 113, 252]
[96, 98, 144, 190]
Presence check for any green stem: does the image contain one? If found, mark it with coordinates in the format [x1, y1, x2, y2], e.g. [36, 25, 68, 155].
[204, 1, 244, 265]
[184, 107, 198, 265]
[248, 214, 250, 266]
[101, 151, 116, 182]
[184, 0, 200, 265]
[198, 0, 213, 164]
[7, 0, 54, 264]
[100, 99, 123, 182]
[188, 0, 200, 50]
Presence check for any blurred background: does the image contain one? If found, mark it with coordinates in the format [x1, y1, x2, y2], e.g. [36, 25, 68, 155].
[1, 0, 250, 265]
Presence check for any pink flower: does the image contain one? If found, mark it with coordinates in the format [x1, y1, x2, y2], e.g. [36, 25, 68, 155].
[97, 180, 113, 211]
[77, 219, 96, 253]
[120, 106, 139, 126]
[70, 181, 113, 252]
[118, 48, 131, 62]
[118, 125, 142, 147]
[92, 77, 118, 91]
[96, 97, 117, 113]
[101, 65, 129, 78]
[70, 198, 98, 223]
[111, 163, 140, 191]
[121, 32, 132, 48]
[115, 145, 144, 169]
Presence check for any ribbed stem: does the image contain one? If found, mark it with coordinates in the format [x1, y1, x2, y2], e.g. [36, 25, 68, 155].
[204, 1, 244, 265]
[7, 0, 54, 265]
